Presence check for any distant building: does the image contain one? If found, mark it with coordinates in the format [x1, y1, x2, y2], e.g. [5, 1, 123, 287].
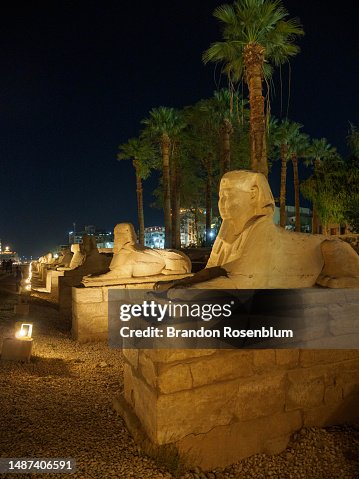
[0, 244, 20, 263]
[180, 208, 219, 247]
[180, 209, 206, 247]
[273, 206, 312, 232]
[145, 209, 217, 249]
[144, 227, 165, 249]
[68, 225, 114, 249]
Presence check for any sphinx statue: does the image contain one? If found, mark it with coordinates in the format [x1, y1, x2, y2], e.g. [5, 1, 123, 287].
[44, 253, 55, 265]
[81, 235, 110, 274]
[83, 223, 191, 285]
[52, 248, 73, 269]
[57, 235, 108, 274]
[57, 244, 85, 271]
[158, 170, 359, 289]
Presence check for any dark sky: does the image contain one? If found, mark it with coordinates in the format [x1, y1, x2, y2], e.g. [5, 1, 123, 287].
[0, 1, 358, 257]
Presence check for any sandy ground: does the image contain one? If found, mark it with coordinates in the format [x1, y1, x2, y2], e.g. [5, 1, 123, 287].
[0, 271, 358, 478]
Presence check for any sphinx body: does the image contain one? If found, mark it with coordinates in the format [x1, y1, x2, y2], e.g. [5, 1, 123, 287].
[83, 223, 191, 285]
[56, 248, 73, 269]
[161, 170, 359, 290]
[50, 248, 73, 269]
[57, 243, 85, 271]
[57, 235, 109, 275]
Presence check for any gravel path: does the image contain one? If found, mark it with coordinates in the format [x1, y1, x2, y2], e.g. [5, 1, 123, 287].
[0, 277, 358, 478]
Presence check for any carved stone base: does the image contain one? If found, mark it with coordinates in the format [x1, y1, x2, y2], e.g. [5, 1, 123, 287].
[115, 289, 359, 470]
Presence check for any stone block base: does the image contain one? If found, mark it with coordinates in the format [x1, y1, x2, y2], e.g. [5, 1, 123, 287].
[118, 348, 359, 470]
[117, 287, 359, 470]
[1, 338, 33, 362]
[71, 274, 190, 343]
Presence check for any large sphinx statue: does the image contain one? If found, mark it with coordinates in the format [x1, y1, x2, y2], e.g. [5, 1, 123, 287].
[159, 170, 359, 289]
[83, 223, 191, 285]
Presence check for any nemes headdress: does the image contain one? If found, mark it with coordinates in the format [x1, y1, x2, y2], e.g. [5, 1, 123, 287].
[220, 170, 275, 217]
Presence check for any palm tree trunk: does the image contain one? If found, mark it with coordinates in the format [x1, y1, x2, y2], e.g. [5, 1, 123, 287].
[312, 157, 321, 234]
[161, 133, 172, 248]
[170, 159, 181, 250]
[280, 145, 288, 228]
[312, 207, 319, 234]
[222, 118, 232, 174]
[292, 155, 301, 232]
[244, 42, 268, 178]
[175, 171, 181, 249]
[205, 156, 213, 246]
[194, 208, 199, 246]
[133, 160, 145, 246]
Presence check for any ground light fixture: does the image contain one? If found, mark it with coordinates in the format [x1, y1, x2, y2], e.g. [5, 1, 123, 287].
[15, 323, 33, 340]
[1, 323, 34, 362]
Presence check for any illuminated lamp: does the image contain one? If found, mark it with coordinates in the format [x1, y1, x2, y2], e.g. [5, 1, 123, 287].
[1, 323, 34, 362]
[15, 323, 33, 340]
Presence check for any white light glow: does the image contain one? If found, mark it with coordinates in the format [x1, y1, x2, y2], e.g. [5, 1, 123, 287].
[15, 323, 33, 340]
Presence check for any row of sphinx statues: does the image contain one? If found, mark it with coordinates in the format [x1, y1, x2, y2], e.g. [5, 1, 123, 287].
[36, 171, 359, 289]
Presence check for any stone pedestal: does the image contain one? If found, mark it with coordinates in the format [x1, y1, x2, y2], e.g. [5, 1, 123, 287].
[48, 270, 64, 302]
[114, 289, 359, 470]
[31, 263, 51, 291]
[71, 274, 190, 342]
[1, 338, 33, 362]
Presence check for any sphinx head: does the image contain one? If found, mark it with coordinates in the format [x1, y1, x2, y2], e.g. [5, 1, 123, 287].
[71, 243, 81, 254]
[82, 234, 97, 255]
[219, 170, 275, 227]
[114, 223, 137, 252]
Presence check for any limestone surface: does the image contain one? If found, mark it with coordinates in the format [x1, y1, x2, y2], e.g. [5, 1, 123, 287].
[83, 223, 191, 286]
[164, 170, 359, 289]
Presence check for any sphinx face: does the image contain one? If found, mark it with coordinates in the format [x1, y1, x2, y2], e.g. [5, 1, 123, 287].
[71, 244, 81, 253]
[115, 224, 136, 250]
[219, 187, 253, 221]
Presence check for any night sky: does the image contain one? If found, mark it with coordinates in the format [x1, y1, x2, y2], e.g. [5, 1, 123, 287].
[0, 1, 357, 257]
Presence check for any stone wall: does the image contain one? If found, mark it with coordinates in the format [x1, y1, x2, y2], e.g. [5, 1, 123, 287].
[117, 348, 359, 470]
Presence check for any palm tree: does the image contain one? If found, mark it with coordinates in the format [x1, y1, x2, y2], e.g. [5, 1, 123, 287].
[199, 89, 242, 174]
[289, 132, 310, 232]
[203, 0, 304, 177]
[117, 138, 156, 245]
[183, 103, 217, 246]
[341, 124, 359, 233]
[307, 138, 337, 233]
[271, 119, 301, 227]
[347, 123, 359, 160]
[301, 154, 345, 235]
[142, 107, 185, 248]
